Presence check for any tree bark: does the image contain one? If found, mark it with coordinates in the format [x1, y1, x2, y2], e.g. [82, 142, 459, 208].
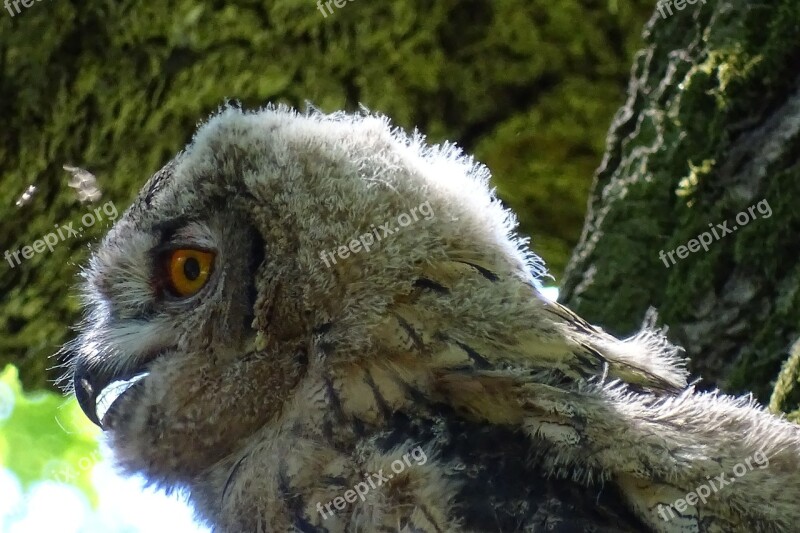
[560, 0, 800, 408]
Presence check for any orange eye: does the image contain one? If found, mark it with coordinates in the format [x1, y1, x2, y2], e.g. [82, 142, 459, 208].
[163, 249, 215, 298]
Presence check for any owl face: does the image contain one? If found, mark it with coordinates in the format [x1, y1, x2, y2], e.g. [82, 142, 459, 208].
[68, 161, 302, 482]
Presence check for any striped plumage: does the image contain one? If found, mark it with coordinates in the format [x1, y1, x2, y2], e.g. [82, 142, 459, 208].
[66, 105, 800, 532]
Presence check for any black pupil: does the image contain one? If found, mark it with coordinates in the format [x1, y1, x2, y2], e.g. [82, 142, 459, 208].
[183, 257, 201, 281]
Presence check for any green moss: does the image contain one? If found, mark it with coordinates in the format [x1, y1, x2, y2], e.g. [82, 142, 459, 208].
[0, 0, 654, 390]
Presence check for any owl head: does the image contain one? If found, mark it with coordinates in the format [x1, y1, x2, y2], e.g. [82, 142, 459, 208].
[64, 104, 538, 488]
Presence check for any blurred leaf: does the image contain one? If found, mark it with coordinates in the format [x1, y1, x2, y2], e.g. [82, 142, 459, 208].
[0, 365, 100, 506]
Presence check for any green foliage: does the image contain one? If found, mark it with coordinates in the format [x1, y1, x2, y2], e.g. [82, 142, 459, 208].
[0, 365, 100, 505]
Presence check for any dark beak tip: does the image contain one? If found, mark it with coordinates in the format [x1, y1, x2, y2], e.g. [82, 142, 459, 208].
[74, 371, 102, 428]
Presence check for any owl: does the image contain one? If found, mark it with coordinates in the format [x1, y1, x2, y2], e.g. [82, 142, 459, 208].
[64, 105, 800, 532]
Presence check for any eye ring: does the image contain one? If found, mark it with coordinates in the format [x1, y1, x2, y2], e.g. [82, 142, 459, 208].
[162, 248, 215, 298]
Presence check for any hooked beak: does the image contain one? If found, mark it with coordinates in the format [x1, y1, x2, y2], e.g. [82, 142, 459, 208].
[74, 358, 104, 427]
[73, 355, 151, 429]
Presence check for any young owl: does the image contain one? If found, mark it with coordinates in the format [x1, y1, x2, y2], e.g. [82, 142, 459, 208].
[64, 105, 800, 532]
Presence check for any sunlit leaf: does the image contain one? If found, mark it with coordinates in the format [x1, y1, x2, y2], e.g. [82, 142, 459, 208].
[0, 365, 101, 506]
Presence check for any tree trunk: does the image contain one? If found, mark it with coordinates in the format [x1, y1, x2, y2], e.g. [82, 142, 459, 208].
[560, 0, 800, 410]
